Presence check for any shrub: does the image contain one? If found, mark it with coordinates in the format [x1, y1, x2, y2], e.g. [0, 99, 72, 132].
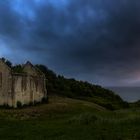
[28, 102, 33, 106]
[122, 101, 130, 108]
[16, 101, 22, 108]
[42, 97, 49, 103]
[0, 104, 13, 109]
[100, 103, 115, 111]
[34, 100, 40, 106]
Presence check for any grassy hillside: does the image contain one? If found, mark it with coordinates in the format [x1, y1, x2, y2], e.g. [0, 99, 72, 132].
[0, 96, 139, 140]
[35, 65, 129, 110]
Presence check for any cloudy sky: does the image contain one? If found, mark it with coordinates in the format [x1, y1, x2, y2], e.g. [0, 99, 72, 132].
[0, 0, 140, 86]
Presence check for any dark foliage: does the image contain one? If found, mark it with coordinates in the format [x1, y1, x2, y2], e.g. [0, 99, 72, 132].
[12, 65, 24, 73]
[36, 65, 129, 110]
[16, 101, 22, 108]
[42, 97, 49, 103]
[100, 103, 115, 111]
[132, 100, 140, 107]
[1, 57, 12, 68]
[0, 104, 13, 109]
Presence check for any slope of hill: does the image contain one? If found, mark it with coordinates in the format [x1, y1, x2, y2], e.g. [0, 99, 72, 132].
[0, 96, 139, 140]
[35, 65, 129, 110]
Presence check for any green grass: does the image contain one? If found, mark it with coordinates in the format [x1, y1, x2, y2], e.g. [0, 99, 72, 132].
[0, 96, 139, 140]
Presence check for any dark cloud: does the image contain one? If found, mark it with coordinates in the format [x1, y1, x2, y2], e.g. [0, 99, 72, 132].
[0, 0, 140, 86]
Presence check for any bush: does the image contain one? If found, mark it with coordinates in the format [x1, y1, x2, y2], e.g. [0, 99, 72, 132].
[0, 104, 13, 109]
[42, 97, 49, 103]
[122, 101, 130, 108]
[100, 103, 115, 111]
[34, 100, 41, 106]
[28, 102, 33, 106]
[16, 101, 22, 108]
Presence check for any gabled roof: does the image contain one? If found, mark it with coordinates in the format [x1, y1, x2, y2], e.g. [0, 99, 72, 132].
[23, 61, 45, 76]
[0, 58, 45, 77]
[0, 58, 11, 71]
[25, 61, 33, 67]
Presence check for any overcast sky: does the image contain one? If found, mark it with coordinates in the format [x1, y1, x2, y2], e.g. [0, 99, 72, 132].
[1, 0, 140, 86]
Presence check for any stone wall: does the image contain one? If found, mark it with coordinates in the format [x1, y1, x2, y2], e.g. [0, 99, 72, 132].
[13, 74, 46, 107]
[0, 60, 13, 106]
[0, 60, 47, 108]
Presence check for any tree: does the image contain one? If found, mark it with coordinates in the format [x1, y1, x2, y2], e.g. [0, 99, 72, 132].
[1, 57, 12, 67]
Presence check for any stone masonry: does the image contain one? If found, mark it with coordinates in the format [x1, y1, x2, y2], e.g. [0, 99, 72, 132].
[0, 59, 47, 107]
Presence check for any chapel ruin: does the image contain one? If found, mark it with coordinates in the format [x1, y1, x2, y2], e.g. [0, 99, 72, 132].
[0, 59, 47, 107]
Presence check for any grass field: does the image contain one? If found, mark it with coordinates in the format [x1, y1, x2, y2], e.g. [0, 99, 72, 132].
[0, 96, 139, 140]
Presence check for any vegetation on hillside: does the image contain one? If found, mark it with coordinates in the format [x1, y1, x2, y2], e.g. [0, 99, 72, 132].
[1, 58, 129, 110]
[35, 64, 129, 110]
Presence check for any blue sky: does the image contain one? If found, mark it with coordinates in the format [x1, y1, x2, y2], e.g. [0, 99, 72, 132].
[1, 0, 140, 86]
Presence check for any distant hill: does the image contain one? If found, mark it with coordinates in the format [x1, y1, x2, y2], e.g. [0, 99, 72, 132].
[35, 65, 129, 110]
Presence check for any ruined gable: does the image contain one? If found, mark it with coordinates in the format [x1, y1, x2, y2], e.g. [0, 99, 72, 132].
[23, 61, 39, 76]
[0, 59, 47, 108]
[0, 59, 11, 74]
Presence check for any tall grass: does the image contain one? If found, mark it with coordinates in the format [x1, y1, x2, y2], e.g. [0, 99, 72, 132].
[0, 96, 139, 140]
[68, 112, 98, 125]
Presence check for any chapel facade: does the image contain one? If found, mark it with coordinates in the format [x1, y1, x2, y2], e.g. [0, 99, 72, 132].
[0, 59, 47, 107]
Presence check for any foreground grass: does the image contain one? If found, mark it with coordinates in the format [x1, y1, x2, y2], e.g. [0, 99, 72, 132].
[0, 96, 139, 140]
